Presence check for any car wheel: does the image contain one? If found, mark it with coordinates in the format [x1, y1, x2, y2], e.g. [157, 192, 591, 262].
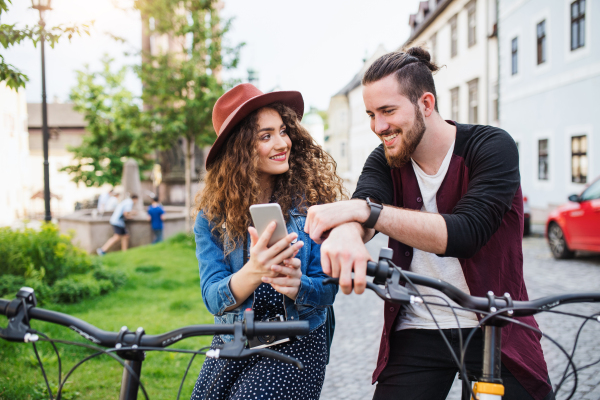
[548, 223, 575, 259]
[524, 217, 531, 236]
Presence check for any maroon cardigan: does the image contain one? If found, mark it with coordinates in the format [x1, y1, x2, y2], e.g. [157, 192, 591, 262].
[354, 123, 551, 399]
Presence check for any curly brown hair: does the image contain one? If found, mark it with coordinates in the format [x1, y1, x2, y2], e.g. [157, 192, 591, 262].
[194, 102, 347, 253]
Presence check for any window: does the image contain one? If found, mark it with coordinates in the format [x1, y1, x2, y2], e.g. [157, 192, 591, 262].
[571, 135, 588, 183]
[430, 32, 437, 62]
[340, 142, 346, 158]
[580, 178, 600, 201]
[450, 87, 459, 121]
[450, 15, 458, 58]
[467, 78, 478, 124]
[538, 139, 549, 180]
[537, 20, 546, 64]
[571, 0, 586, 51]
[467, 1, 477, 47]
[511, 37, 518, 75]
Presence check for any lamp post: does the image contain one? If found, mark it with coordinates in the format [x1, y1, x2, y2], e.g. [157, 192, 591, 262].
[31, 0, 52, 222]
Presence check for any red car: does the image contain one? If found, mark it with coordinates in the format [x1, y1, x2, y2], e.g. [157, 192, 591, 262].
[546, 176, 600, 259]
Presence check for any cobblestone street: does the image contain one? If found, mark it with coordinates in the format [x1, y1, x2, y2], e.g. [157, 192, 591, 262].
[320, 234, 600, 400]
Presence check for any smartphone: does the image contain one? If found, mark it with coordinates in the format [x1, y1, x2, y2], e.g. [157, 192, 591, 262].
[249, 203, 289, 247]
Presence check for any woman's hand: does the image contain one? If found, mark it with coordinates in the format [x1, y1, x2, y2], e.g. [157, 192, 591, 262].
[246, 221, 304, 284]
[262, 257, 302, 300]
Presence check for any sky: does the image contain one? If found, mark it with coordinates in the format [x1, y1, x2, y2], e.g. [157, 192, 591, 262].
[3, 0, 421, 111]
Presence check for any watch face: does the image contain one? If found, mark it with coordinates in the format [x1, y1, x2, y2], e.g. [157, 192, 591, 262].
[367, 197, 382, 206]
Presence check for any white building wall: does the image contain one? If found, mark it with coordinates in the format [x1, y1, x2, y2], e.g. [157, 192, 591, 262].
[0, 84, 31, 226]
[324, 95, 350, 178]
[413, 0, 498, 126]
[499, 0, 599, 219]
[348, 86, 382, 182]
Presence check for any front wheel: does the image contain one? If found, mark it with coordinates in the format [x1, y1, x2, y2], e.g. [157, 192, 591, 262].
[548, 223, 575, 259]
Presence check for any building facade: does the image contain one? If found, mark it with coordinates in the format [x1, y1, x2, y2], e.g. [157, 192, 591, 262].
[325, 45, 388, 185]
[498, 0, 598, 221]
[407, 0, 499, 127]
[0, 84, 31, 226]
[28, 102, 108, 217]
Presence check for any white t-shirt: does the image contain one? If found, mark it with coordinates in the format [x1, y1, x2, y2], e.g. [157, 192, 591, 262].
[395, 141, 479, 331]
[110, 198, 134, 228]
[105, 195, 119, 212]
[97, 192, 110, 210]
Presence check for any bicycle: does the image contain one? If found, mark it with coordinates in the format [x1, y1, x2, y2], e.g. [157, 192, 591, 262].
[324, 247, 600, 400]
[0, 287, 309, 400]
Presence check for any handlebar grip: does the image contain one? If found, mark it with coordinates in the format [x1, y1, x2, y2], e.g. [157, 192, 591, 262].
[0, 299, 9, 316]
[366, 261, 378, 277]
[253, 321, 309, 337]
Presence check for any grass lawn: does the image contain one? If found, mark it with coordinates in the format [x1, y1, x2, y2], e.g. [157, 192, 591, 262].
[0, 236, 215, 400]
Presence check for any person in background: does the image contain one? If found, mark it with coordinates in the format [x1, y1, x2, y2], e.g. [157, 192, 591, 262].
[97, 189, 114, 215]
[105, 191, 119, 212]
[97, 195, 139, 255]
[147, 196, 165, 244]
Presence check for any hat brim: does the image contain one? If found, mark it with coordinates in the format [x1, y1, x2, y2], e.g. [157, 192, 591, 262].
[206, 91, 304, 168]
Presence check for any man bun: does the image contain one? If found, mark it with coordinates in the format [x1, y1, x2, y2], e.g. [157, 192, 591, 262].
[405, 46, 439, 73]
[362, 46, 440, 112]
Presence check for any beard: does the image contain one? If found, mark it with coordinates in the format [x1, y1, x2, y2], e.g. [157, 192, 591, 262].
[382, 106, 426, 169]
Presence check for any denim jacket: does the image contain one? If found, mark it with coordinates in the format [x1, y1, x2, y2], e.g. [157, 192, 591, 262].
[194, 207, 338, 342]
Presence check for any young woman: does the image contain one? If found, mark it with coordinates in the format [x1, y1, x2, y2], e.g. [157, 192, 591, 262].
[191, 83, 346, 400]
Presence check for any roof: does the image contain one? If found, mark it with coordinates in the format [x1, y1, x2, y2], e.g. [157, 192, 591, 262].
[403, 0, 454, 49]
[333, 44, 389, 97]
[334, 70, 363, 97]
[27, 103, 87, 128]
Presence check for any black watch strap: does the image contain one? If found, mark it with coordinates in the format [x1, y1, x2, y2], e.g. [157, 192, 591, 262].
[364, 197, 383, 229]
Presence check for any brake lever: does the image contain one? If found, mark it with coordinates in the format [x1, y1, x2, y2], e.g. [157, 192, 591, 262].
[206, 312, 304, 370]
[245, 347, 304, 370]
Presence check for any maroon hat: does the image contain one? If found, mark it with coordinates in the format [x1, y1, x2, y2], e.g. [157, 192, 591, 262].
[206, 83, 304, 168]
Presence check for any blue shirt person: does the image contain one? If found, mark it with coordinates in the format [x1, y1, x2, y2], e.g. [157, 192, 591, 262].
[147, 198, 165, 243]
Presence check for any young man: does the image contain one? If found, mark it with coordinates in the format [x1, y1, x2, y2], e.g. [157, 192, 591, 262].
[304, 48, 553, 399]
[97, 195, 139, 255]
[147, 196, 165, 244]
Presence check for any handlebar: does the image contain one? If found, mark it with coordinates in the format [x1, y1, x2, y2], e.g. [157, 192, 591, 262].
[0, 288, 309, 370]
[324, 248, 600, 318]
[0, 297, 308, 347]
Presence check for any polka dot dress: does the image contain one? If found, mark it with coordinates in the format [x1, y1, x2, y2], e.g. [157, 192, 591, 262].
[190, 283, 327, 400]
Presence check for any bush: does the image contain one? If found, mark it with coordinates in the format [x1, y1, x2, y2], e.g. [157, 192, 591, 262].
[0, 224, 92, 285]
[0, 224, 126, 304]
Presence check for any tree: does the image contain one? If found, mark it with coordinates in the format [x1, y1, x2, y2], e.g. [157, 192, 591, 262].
[135, 0, 242, 230]
[60, 56, 153, 187]
[0, 0, 91, 90]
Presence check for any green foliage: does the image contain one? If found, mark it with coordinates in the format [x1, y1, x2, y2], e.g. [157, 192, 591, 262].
[0, 224, 92, 285]
[32, 382, 80, 400]
[60, 56, 153, 187]
[0, 238, 211, 399]
[0, 0, 92, 90]
[134, 0, 243, 213]
[135, 265, 163, 273]
[167, 232, 195, 249]
[0, 224, 126, 304]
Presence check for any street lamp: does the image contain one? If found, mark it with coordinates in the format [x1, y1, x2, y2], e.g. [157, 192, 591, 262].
[31, 0, 52, 222]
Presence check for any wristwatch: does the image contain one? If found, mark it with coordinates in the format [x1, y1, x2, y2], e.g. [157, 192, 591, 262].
[363, 197, 383, 229]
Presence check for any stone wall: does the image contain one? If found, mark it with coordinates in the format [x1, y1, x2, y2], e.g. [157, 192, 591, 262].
[58, 206, 188, 253]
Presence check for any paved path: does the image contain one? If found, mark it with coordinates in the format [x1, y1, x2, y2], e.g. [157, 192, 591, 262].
[320, 235, 600, 400]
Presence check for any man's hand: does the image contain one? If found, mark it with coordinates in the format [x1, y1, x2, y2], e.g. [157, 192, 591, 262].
[305, 200, 370, 244]
[320, 222, 372, 295]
